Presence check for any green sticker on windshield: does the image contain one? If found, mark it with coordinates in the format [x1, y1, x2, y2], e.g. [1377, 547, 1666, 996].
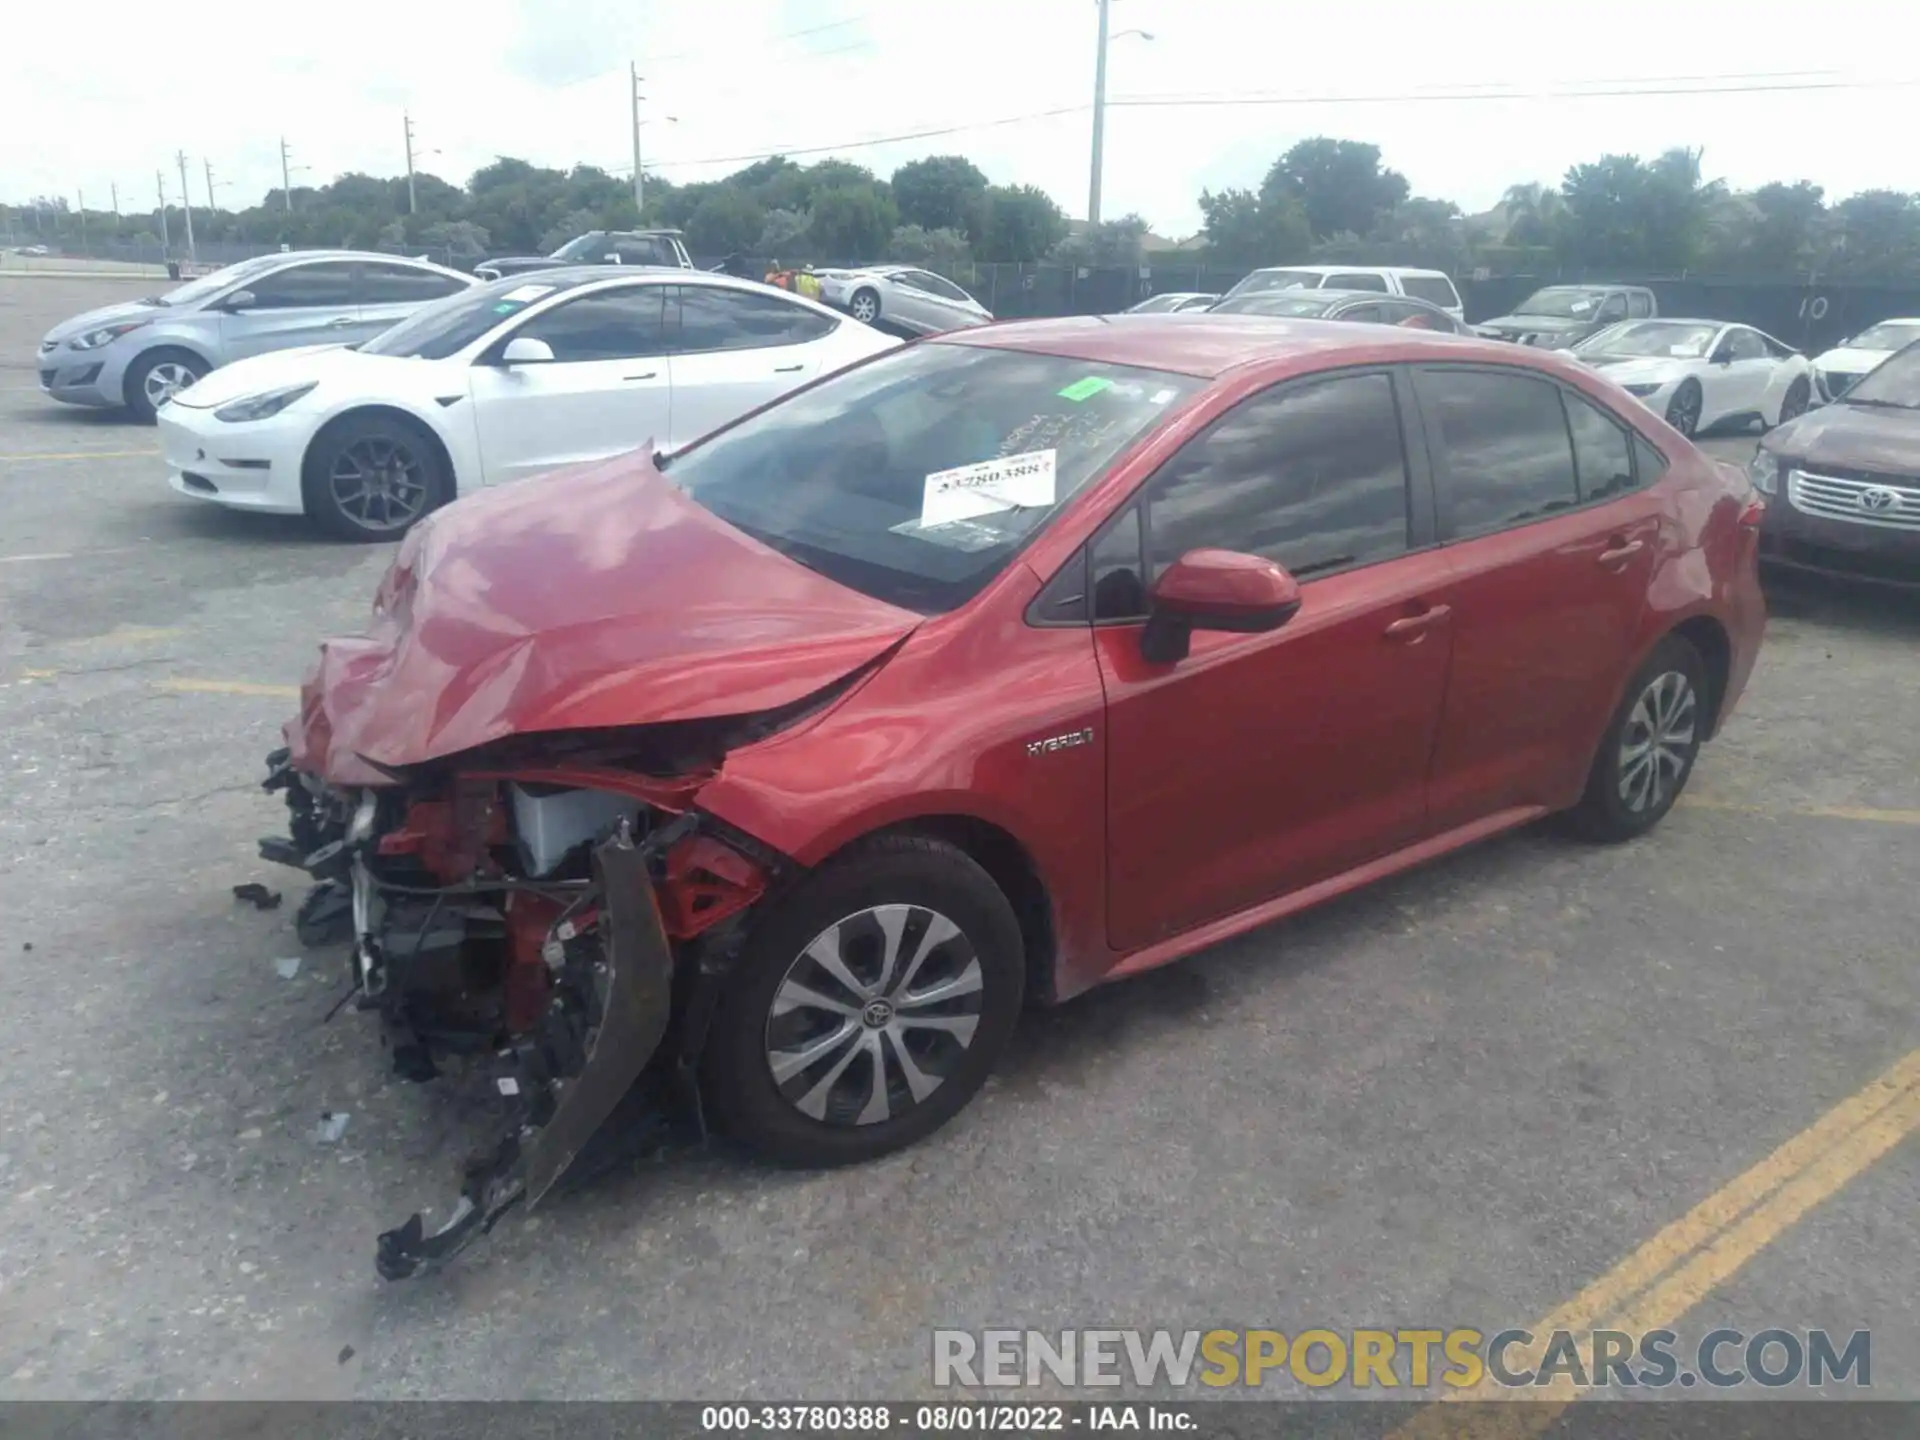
[1057, 376, 1115, 402]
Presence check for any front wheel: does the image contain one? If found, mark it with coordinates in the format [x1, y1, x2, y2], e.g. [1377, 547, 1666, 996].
[301, 413, 449, 542]
[1772, 376, 1811, 428]
[701, 835, 1025, 1167]
[1664, 380, 1703, 438]
[124, 349, 207, 424]
[1564, 636, 1709, 843]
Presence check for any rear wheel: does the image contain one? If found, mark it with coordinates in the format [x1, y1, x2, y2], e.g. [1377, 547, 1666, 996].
[849, 287, 881, 325]
[1564, 635, 1708, 843]
[301, 413, 449, 542]
[1773, 376, 1811, 428]
[702, 835, 1025, 1167]
[124, 349, 206, 423]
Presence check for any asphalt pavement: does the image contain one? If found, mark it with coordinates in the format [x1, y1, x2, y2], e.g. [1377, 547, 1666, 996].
[1, 277, 1915, 1409]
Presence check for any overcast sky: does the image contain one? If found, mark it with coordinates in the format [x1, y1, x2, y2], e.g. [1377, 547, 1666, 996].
[2, 0, 1914, 235]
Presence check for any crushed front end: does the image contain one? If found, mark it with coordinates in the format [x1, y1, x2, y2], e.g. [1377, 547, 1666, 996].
[259, 749, 772, 1280]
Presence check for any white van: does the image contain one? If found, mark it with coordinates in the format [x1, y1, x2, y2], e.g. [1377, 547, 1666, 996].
[1220, 265, 1465, 322]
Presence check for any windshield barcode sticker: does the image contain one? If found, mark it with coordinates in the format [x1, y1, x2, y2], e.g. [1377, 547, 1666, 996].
[921, 449, 1057, 526]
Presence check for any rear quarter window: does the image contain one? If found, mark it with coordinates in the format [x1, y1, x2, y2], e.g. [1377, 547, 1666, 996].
[1399, 275, 1461, 309]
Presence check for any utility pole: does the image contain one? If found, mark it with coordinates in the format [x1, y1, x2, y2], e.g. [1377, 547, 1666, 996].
[157, 170, 171, 257]
[110, 182, 120, 217]
[204, 158, 218, 213]
[403, 112, 418, 214]
[281, 137, 294, 212]
[176, 150, 196, 264]
[630, 62, 645, 217]
[78, 189, 87, 250]
[1088, 0, 1111, 225]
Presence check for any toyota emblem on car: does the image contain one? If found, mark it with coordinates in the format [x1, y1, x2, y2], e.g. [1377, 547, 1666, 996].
[1858, 485, 1899, 512]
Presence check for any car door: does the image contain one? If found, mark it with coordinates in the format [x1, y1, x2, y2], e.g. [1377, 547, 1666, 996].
[663, 284, 841, 448]
[354, 261, 470, 346]
[1705, 326, 1775, 424]
[465, 282, 671, 486]
[888, 270, 955, 333]
[919, 270, 989, 324]
[1411, 366, 1664, 831]
[217, 259, 361, 360]
[1090, 368, 1453, 953]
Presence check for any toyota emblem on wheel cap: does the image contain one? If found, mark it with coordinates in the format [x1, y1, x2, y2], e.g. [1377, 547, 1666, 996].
[1859, 485, 1899, 513]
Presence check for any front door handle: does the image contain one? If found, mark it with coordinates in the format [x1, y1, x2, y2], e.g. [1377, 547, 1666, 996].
[623, 371, 658, 381]
[773, 363, 805, 373]
[1383, 603, 1451, 642]
[327, 316, 356, 328]
[1597, 538, 1646, 569]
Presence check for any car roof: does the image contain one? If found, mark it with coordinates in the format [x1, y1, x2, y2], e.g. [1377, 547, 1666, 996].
[938, 313, 1508, 378]
[1247, 263, 1453, 279]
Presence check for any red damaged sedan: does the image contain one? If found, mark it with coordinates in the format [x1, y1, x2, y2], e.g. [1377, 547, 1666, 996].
[260, 315, 1766, 1277]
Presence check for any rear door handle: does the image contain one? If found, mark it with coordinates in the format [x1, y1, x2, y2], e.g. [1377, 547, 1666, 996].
[1384, 603, 1451, 641]
[327, 316, 356, 328]
[773, 363, 805, 373]
[623, 371, 658, 381]
[1597, 539, 1646, 569]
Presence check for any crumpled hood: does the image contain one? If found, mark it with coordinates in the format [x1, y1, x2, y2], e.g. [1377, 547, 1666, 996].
[1809, 345, 1889, 374]
[1765, 401, 1920, 474]
[41, 297, 165, 345]
[286, 450, 922, 784]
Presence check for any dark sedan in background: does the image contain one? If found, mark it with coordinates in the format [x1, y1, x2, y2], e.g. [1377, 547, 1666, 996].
[473, 230, 692, 281]
[1749, 339, 1920, 587]
[1209, 288, 1470, 332]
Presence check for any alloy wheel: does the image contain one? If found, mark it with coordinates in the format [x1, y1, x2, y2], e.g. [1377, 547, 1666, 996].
[850, 293, 878, 324]
[328, 437, 428, 534]
[1780, 382, 1810, 423]
[1666, 385, 1701, 436]
[144, 360, 198, 409]
[764, 903, 985, 1127]
[1617, 670, 1698, 813]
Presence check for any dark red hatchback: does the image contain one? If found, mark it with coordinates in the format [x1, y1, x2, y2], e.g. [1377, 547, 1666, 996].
[261, 314, 1767, 1276]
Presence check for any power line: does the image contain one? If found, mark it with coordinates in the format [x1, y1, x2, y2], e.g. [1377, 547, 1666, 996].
[550, 14, 871, 92]
[638, 72, 1920, 173]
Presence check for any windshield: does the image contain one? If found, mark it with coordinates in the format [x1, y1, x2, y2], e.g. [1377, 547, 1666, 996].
[1128, 295, 1188, 313]
[1210, 293, 1335, 318]
[669, 343, 1204, 614]
[157, 253, 289, 308]
[549, 233, 608, 261]
[1516, 288, 1612, 318]
[1575, 321, 1718, 359]
[1841, 342, 1920, 409]
[1224, 269, 1324, 299]
[1849, 321, 1920, 352]
[360, 276, 562, 359]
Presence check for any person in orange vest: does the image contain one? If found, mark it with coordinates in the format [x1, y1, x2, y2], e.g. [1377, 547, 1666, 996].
[796, 265, 822, 301]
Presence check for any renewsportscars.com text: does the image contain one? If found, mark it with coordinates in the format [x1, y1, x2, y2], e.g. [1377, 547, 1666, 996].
[931, 1327, 1871, 1390]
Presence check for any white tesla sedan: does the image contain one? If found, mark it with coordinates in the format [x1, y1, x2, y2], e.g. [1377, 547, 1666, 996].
[158, 268, 899, 539]
[1569, 318, 1815, 438]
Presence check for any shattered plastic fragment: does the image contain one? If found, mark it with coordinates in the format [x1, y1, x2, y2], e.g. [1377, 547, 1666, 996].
[310, 1112, 350, 1144]
[232, 882, 284, 911]
[273, 957, 303, 980]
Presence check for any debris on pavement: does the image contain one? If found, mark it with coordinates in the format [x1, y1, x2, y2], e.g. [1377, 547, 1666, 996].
[309, 1112, 350, 1144]
[273, 956, 302, 980]
[232, 882, 283, 911]
[294, 881, 352, 947]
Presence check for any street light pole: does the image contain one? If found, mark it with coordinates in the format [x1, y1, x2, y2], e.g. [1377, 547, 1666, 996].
[156, 171, 171, 257]
[1088, 0, 1110, 226]
[404, 112, 418, 214]
[176, 150, 196, 264]
[281, 137, 294, 212]
[631, 63, 646, 217]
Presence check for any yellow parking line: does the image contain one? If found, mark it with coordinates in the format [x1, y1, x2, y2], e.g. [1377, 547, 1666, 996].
[1681, 795, 1920, 826]
[1389, 1047, 1920, 1438]
[0, 448, 160, 462]
[155, 678, 299, 698]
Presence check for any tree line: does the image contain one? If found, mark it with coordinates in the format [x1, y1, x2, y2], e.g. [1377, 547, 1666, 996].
[7, 138, 1920, 281]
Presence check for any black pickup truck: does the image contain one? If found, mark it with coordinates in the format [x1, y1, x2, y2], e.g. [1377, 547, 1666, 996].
[473, 229, 693, 280]
[1474, 284, 1659, 348]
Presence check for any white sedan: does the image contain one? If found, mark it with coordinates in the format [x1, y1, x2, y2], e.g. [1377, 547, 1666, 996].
[1569, 318, 1815, 438]
[1808, 316, 1920, 401]
[157, 269, 899, 540]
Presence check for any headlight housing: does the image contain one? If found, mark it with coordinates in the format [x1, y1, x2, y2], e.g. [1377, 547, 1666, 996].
[1621, 383, 1663, 398]
[214, 381, 318, 423]
[68, 320, 150, 350]
[1747, 447, 1780, 495]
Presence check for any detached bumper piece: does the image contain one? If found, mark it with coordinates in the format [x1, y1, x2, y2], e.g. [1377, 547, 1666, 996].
[377, 822, 675, 1280]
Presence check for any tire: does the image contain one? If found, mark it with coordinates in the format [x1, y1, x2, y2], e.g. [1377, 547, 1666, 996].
[701, 834, 1025, 1167]
[1563, 635, 1709, 843]
[848, 287, 881, 326]
[301, 412, 450, 543]
[124, 348, 207, 424]
[1771, 376, 1811, 428]
[1664, 379, 1703, 438]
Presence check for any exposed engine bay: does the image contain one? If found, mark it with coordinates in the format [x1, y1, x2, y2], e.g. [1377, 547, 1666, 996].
[258, 746, 777, 1280]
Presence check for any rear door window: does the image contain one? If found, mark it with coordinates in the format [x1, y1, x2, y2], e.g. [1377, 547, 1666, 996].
[671, 285, 837, 351]
[242, 261, 357, 310]
[1418, 368, 1581, 537]
[358, 262, 468, 304]
[1627, 291, 1654, 319]
[1562, 391, 1639, 501]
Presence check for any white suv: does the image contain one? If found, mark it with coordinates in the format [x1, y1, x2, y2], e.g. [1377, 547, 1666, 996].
[1219, 265, 1464, 322]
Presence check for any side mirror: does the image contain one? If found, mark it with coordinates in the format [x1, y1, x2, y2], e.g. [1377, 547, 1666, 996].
[501, 336, 556, 365]
[1140, 549, 1303, 665]
[220, 289, 257, 312]
[1710, 348, 1734, 365]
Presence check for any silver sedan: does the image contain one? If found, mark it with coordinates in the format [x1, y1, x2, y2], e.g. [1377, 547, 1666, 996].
[815, 265, 993, 336]
[35, 249, 475, 421]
